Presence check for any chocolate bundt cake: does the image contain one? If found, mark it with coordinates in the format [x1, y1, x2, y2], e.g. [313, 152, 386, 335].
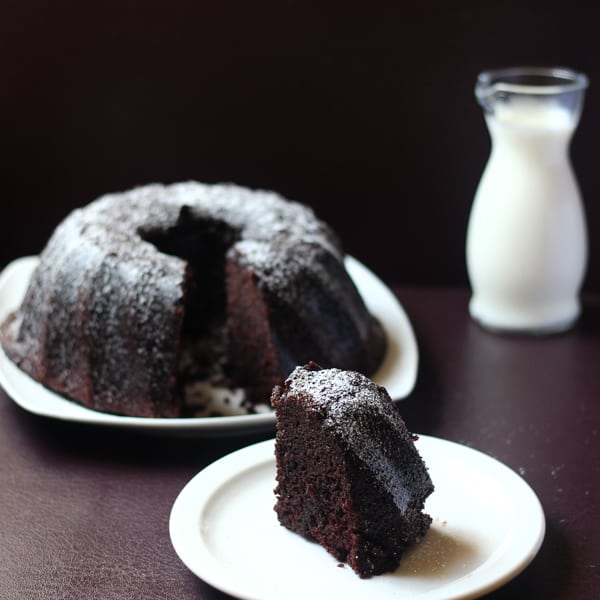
[272, 362, 433, 578]
[0, 182, 386, 417]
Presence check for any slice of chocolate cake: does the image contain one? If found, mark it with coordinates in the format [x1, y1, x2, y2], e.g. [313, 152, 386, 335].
[272, 362, 433, 578]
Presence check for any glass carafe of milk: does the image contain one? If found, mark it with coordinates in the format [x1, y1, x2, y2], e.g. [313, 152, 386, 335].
[466, 66, 589, 333]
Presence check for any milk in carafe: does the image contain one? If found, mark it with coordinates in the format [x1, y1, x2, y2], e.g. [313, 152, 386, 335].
[466, 67, 589, 333]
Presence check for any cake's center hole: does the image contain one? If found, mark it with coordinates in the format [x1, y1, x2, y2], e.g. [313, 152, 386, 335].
[141, 219, 249, 415]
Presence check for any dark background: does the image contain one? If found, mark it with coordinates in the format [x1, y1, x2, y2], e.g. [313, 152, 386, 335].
[1, 0, 599, 290]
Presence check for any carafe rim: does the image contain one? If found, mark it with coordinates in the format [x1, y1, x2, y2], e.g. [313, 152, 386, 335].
[476, 66, 589, 99]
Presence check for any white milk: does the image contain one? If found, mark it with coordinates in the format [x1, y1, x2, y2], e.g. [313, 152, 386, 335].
[466, 99, 587, 332]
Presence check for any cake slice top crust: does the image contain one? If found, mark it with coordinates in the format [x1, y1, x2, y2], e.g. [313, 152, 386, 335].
[272, 362, 433, 512]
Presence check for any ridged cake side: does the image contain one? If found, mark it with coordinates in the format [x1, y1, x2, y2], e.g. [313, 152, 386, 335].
[1, 182, 386, 417]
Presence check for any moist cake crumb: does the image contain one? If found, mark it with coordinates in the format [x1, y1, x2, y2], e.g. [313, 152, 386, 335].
[272, 361, 434, 578]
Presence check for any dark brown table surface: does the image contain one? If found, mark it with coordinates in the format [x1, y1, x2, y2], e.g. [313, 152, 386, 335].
[1, 287, 599, 599]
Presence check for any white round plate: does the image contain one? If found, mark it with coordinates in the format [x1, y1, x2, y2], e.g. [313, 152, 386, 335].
[0, 255, 417, 436]
[170, 437, 545, 599]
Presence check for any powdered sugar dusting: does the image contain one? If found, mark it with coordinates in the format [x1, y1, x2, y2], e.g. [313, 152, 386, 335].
[89, 181, 343, 258]
[1, 181, 383, 418]
[279, 363, 433, 511]
[284, 364, 393, 420]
